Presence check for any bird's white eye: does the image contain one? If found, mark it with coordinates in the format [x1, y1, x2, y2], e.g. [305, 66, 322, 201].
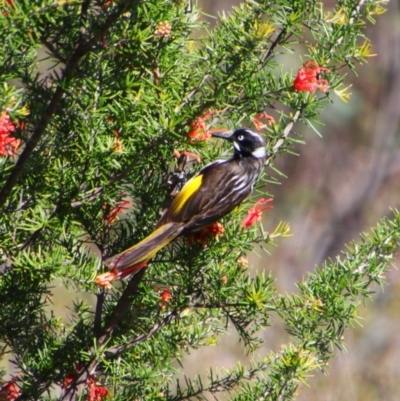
[237, 135, 244, 141]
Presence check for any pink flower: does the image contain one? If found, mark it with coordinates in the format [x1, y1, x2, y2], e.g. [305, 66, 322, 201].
[293, 61, 330, 93]
[0, 111, 20, 157]
[242, 198, 273, 229]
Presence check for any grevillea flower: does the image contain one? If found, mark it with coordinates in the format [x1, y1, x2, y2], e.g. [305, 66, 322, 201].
[293, 61, 330, 93]
[186, 221, 225, 247]
[0, 379, 21, 400]
[252, 113, 275, 131]
[242, 198, 273, 229]
[61, 364, 83, 390]
[102, 198, 131, 225]
[206, 221, 225, 240]
[0, 111, 20, 157]
[86, 376, 109, 401]
[173, 149, 201, 163]
[62, 366, 109, 401]
[159, 288, 172, 307]
[188, 109, 225, 141]
[95, 262, 148, 288]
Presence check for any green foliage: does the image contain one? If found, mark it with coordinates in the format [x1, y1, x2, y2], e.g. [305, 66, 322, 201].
[0, 0, 394, 400]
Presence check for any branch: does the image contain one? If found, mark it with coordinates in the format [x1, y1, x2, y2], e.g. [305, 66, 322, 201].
[58, 268, 146, 401]
[105, 310, 178, 357]
[97, 268, 147, 347]
[265, 108, 302, 166]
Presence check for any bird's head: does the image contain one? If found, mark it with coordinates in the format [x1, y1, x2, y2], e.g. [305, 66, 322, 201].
[212, 128, 266, 159]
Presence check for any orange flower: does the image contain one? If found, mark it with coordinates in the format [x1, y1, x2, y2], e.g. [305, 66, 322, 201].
[95, 262, 148, 288]
[0, 379, 21, 400]
[61, 364, 84, 390]
[159, 288, 172, 307]
[173, 149, 201, 163]
[62, 364, 110, 401]
[293, 61, 330, 93]
[252, 113, 275, 131]
[102, 198, 131, 225]
[242, 198, 273, 229]
[0, 111, 20, 157]
[186, 221, 225, 247]
[61, 365, 109, 401]
[206, 221, 225, 240]
[86, 376, 109, 401]
[188, 109, 222, 141]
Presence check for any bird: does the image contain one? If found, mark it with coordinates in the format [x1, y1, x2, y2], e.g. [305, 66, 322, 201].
[95, 128, 267, 287]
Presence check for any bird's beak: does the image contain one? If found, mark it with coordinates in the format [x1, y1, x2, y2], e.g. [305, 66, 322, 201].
[211, 130, 233, 141]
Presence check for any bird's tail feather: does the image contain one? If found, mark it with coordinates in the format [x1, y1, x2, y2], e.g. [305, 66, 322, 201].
[104, 222, 183, 272]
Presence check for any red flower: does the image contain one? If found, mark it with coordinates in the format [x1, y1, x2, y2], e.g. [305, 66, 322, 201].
[62, 373, 75, 390]
[159, 288, 172, 307]
[62, 366, 109, 401]
[206, 221, 225, 240]
[0, 111, 20, 157]
[173, 149, 201, 163]
[86, 376, 109, 401]
[186, 221, 225, 247]
[293, 61, 330, 93]
[95, 262, 148, 288]
[242, 198, 273, 229]
[252, 113, 275, 131]
[188, 109, 226, 141]
[102, 198, 131, 225]
[61, 364, 84, 390]
[0, 379, 21, 400]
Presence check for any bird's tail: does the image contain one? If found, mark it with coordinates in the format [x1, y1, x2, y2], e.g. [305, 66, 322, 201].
[104, 222, 183, 273]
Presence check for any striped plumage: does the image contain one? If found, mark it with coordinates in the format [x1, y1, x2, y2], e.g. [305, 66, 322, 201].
[101, 128, 266, 282]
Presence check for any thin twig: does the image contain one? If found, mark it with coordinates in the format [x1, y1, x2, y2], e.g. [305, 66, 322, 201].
[105, 310, 178, 357]
[97, 268, 147, 347]
[265, 108, 302, 166]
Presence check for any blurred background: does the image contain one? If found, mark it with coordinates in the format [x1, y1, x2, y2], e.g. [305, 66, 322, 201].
[179, 1, 400, 400]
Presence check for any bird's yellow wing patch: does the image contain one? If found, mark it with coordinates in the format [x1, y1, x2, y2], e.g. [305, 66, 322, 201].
[170, 174, 203, 215]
